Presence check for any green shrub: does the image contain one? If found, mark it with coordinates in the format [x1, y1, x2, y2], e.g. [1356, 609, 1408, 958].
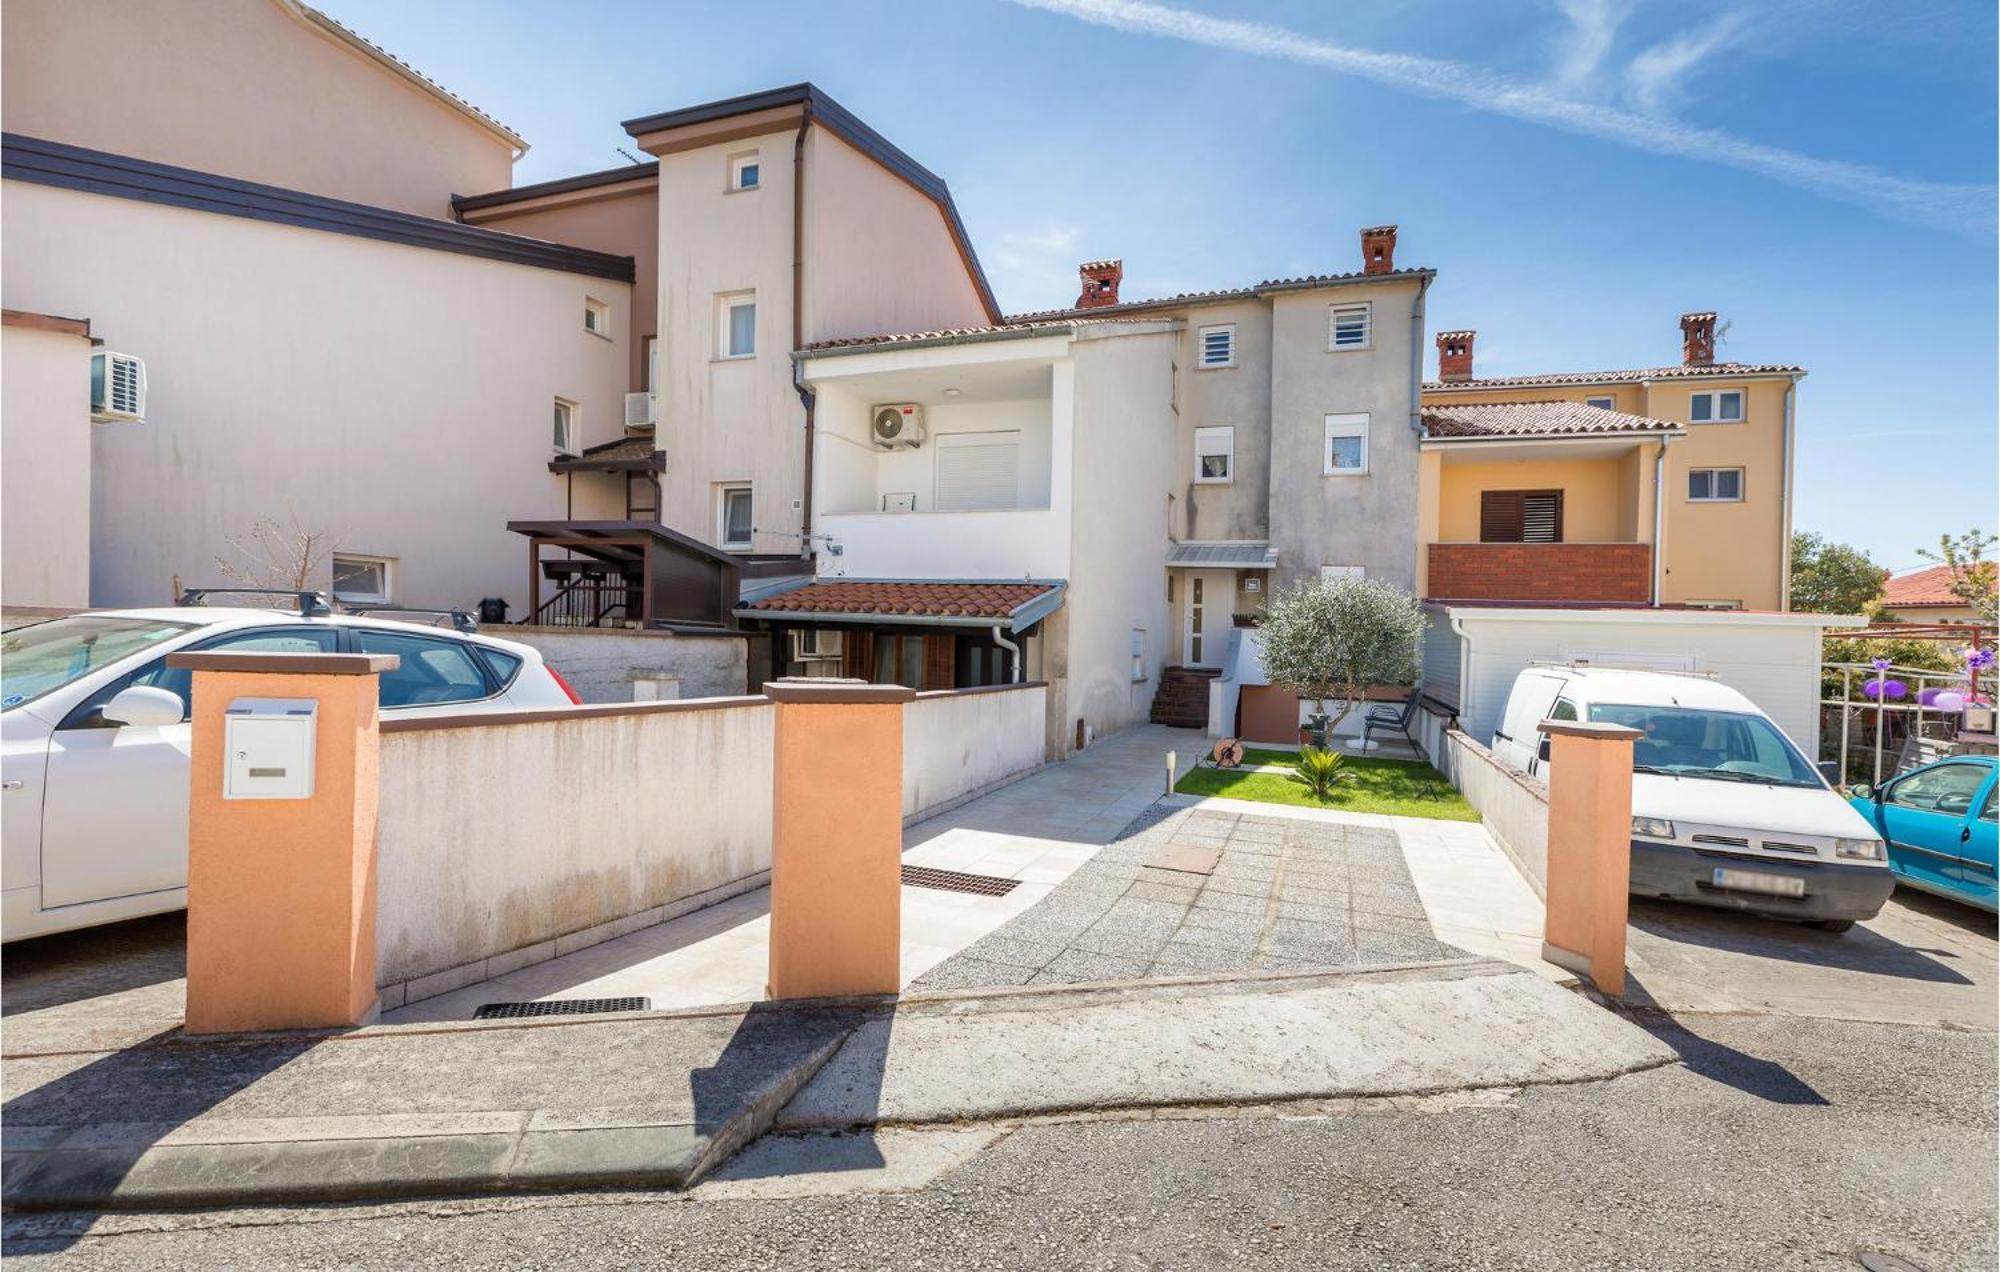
[1289, 747, 1355, 801]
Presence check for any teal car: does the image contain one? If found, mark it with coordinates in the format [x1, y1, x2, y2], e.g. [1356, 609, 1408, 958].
[1849, 755, 1998, 914]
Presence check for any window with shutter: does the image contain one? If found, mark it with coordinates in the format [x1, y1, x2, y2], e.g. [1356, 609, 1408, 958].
[935, 432, 1020, 510]
[1479, 490, 1563, 543]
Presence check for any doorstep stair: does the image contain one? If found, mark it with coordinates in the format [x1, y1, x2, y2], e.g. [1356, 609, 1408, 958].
[1149, 666, 1218, 729]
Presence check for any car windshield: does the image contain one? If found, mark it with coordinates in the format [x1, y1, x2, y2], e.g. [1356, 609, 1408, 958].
[1, 616, 197, 711]
[1587, 702, 1822, 788]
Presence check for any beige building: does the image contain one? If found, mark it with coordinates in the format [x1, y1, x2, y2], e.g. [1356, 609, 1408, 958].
[1418, 313, 1801, 611]
[1, 311, 96, 609]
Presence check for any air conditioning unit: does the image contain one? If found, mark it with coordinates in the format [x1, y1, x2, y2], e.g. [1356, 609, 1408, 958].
[90, 351, 146, 423]
[789, 628, 844, 662]
[624, 391, 656, 428]
[871, 402, 926, 449]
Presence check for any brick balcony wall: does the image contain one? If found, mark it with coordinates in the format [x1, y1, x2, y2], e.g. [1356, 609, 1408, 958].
[1427, 542, 1653, 604]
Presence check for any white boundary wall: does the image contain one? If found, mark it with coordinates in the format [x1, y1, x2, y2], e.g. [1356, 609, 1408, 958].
[1414, 703, 1551, 898]
[902, 683, 1049, 821]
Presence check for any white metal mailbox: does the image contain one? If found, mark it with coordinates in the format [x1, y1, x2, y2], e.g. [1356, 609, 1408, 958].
[223, 698, 318, 800]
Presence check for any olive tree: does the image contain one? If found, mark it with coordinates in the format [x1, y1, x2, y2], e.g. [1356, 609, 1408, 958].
[1257, 576, 1427, 738]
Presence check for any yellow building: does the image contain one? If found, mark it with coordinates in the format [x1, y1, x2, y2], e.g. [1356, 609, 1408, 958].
[1418, 313, 1800, 610]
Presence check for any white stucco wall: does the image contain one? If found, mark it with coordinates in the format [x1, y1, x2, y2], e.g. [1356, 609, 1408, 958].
[502, 627, 749, 702]
[376, 699, 774, 990]
[902, 683, 1049, 819]
[1, 323, 94, 608]
[2, 181, 630, 610]
[1413, 705, 1551, 896]
[1173, 299, 1274, 544]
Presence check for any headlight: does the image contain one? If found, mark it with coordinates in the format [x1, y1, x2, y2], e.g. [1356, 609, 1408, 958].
[1632, 816, 1675, 839]
[1835, 837, 1884, 861]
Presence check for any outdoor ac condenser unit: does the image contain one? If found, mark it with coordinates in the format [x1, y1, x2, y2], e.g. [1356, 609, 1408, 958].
[789, 628, 843, 662]
[871, 403, 926, 449]
[90, 351, 146, 423]
[624, 392, 656, 428]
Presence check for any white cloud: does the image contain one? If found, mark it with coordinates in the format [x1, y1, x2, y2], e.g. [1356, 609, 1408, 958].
[1007, 0, 1992, 235]
[1549, 0, 1630, 93]
[1625, 15, 1749, 115]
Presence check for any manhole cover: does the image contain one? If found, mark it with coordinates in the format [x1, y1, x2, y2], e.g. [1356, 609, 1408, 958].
[901, 865, 1019, 897]
[473, 997, 650, 1019]
[1858, 1254, 1926, 1272]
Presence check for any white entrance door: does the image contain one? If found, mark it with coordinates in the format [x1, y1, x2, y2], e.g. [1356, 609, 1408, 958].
[1183, 572, 1227, 669]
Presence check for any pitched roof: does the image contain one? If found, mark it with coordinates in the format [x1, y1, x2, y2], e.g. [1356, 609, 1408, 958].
[621, 84, 1000, 323]
[282, 1, 526, 152]
[1006, 267, 1433, 323]
[799, 316, 1169, 355]
[1421, 400, 1684, 440]
[1167, 542, 1278, 568]
[548, 434, 663, 472]
[1881, 564, 1992, 608]
[737, 579, 1065, 628]
[1424, 361, 1803, 391]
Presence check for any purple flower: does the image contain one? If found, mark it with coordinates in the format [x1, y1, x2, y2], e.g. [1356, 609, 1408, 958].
[1870, 657, 1893, 672]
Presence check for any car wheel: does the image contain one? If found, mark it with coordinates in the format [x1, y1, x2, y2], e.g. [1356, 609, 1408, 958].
[1807, 919, 1855, 934]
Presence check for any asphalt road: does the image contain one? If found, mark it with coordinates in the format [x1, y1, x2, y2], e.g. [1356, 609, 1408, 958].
[9, 1010, 1993, 1271]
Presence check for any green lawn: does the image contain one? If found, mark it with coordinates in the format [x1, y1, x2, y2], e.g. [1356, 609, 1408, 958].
[1176, 753, 1480, 821]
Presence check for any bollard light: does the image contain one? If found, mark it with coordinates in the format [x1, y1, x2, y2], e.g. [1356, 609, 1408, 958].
[1166, 750, 1177, 795]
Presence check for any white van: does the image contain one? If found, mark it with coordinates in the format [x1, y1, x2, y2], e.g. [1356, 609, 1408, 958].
[1491, 666, 1891, 932]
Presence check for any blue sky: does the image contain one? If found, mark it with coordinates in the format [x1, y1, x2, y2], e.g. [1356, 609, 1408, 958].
[324, 0, 1996, 572]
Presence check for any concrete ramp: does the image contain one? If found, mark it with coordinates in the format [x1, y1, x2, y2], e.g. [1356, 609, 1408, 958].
[776, 960, 1674, 1129]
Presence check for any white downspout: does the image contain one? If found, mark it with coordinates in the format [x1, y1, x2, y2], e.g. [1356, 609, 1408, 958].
[1779, 376, 1798, 610]
[1651, 435, 1672, 607]
[1407, 275, 1430, 434]
[992, 624, 1022, 684]
[1449, 611, 1473, 735]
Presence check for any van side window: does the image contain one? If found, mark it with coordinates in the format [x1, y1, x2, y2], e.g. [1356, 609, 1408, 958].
[1550, 698, 1579, 722]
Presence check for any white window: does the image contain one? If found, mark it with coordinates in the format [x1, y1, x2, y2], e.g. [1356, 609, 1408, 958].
[729, 151, 761, 191]
[583, 297, 609, 337]
[1687, 467, 1744, 501]
[1131, 628, 1147, 682]
[1320, 564, 1364, 583]
[718, 484, 753, 549]
[718, 292, 756, 359]
[1197, 324, 1235, 368]
[331, 554, 394, 604]
[552, 397, 578, 455]
[935, 431, 1021, 511]
[1689, 390, 1744, 423]
[1194, 426, 1234, 483]
[1584, 395, 1614, 410]
[1329, 302, 1371, 350]
[1323, 413, 1369, 475]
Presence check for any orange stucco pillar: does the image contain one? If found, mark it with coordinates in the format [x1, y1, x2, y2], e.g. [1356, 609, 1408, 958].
[169, 650, 396, 1035]
[765, 678, 913, 1000]
[1536, 719, 1643, 998]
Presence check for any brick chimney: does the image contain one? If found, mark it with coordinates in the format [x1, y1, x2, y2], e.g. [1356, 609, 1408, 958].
[1360, 225, 1398, 275]
[1436, 329, 1475, 382]
[1076, 259, 1123, 309]
[1680, 311, 1717, 366]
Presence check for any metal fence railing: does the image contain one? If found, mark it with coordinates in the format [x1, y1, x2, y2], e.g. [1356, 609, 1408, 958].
[1821, 660, 1996, 787]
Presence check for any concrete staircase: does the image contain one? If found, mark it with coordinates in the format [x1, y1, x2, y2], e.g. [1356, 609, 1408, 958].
[1149, 666, 1218, 729]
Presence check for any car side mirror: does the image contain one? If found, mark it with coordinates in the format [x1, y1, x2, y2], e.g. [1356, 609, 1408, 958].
[1849, 782, 1874, 802]
[100, 686, 186, 728]
[1817, 760, 1840, 785]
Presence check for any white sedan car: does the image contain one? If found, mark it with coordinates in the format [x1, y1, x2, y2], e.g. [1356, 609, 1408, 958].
[2, 604, 580, 941]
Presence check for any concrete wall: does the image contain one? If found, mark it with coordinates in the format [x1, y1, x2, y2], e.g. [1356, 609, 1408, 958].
[2, 180, 630, 609]
[803, 129, 990, 342]
[2, 0, 516, 219]
[1414, 704, 1551, 896]
[0, 322, 93, 608]
[463, 181, 659, 394]
[902, 683, 1048, 819]
[1267, 279, 1424, 594]
[503, 627, 749, 702]
[375, 699, 774, 995]
[1172, 299, 1272, 543]
[1064, 329, 1178, 747]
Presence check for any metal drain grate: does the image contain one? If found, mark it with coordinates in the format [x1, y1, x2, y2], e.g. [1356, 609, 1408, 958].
[901, 865, 1020, 897]
[473, 997, 650, 1020]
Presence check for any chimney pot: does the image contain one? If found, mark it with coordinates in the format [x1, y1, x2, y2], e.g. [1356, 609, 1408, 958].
[1435, 329, 1475, 382]
[1360, 225, 1398, 275]
[1680, 311, 1717, 366]
[1076, 259, 1123, 309]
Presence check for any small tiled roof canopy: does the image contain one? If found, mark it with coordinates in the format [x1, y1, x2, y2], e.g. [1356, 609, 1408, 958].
[1421, 400, 1682, 439]
[741, 580, 1054, 620]
[1882, 564, 1991, 608]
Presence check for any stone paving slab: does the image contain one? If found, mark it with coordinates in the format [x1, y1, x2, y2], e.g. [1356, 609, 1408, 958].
[910, 806, 1467, 991]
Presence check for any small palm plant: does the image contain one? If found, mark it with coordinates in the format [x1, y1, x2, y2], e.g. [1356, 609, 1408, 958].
[1289, 747, 1355, 801]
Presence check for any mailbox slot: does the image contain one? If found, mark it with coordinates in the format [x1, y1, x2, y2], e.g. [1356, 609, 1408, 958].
[223, 697, 317, 800]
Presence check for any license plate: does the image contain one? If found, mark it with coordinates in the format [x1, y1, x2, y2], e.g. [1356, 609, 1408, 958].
[1712, 867, 1806, 898]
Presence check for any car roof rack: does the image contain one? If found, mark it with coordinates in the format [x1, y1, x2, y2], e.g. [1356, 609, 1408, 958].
[178, 587, 332, 617]
[335, 604, 479, 635]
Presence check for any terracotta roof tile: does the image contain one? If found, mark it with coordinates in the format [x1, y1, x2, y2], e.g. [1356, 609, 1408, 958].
[1424, 360, 1803, 391]
[741, 580, 1056, 619]
[800, 317, 1158, 353]
[1422, 400, 1682, 439]
[1005, 267, 1432, 323]
[1881, 564, 1992, 608]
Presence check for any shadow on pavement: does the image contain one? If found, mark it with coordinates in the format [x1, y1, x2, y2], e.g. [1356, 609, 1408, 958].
[1885, 885, 1999, 939]
[1628, 898, 1973, 985]
[1623, 995, 1829, 1106]
[688, 1000, 891, 1181]
[1, 911, 187, 1016]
